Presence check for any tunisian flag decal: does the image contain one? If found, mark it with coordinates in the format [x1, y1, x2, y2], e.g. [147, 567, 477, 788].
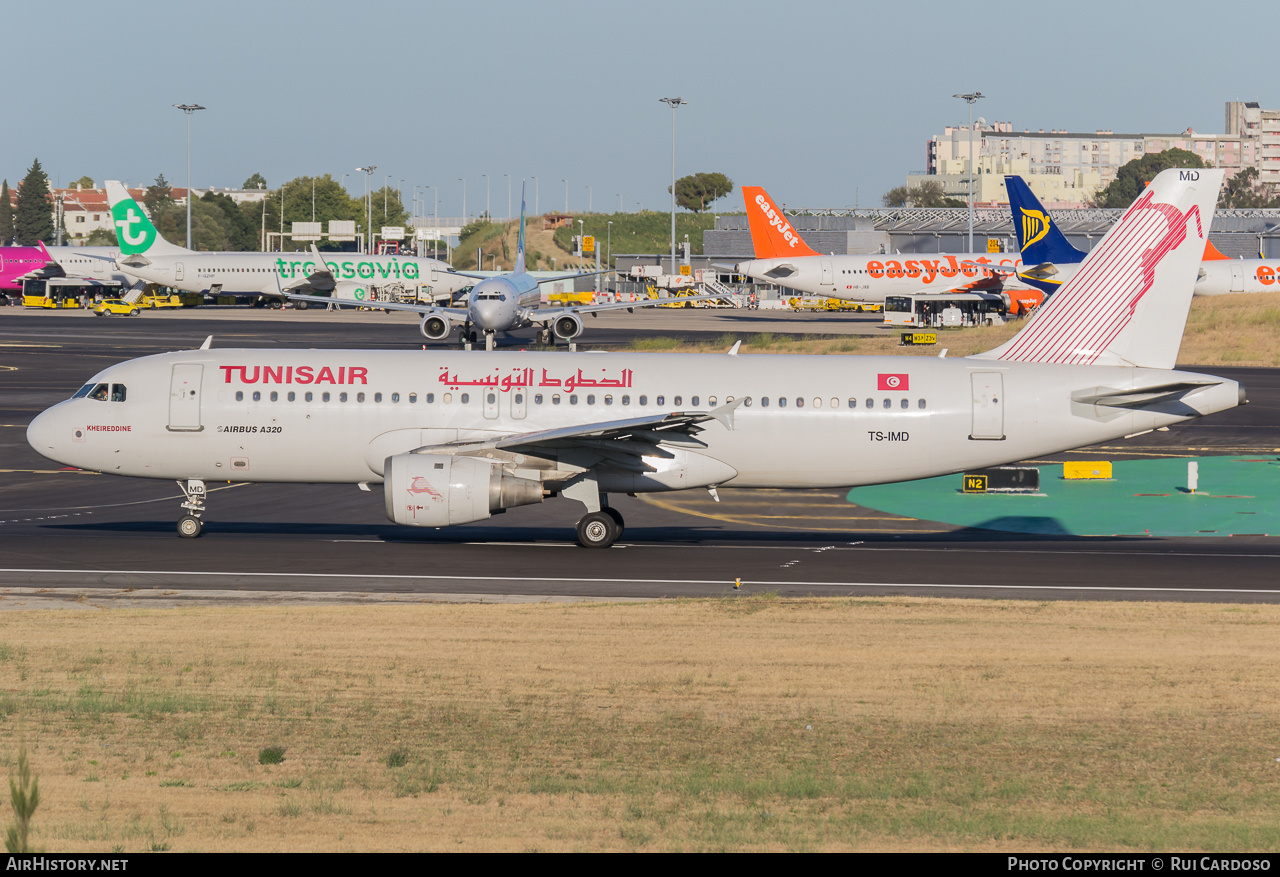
[877, 373, 909, 391]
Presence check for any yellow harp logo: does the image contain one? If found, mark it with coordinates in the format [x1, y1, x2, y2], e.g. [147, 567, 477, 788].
[1020, 208, 1049, 249]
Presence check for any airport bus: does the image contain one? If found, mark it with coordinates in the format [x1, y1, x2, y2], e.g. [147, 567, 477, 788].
[883, 292, 1009, 328]
[22, 277, 126, 309]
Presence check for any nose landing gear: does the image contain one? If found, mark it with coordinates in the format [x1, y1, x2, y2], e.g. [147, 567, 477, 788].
[177, 479, 206, 538]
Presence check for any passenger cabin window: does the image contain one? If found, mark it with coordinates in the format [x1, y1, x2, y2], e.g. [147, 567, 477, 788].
[235, 391, 244, 401]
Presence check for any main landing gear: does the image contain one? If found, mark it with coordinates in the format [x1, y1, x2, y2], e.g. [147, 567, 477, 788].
[177, 479, 206, 538]
[576, 507, 624, 549]
[564, 476, 624, 548]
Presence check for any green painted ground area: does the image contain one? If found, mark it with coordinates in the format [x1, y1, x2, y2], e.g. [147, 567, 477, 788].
[847, 456, 1280, 537]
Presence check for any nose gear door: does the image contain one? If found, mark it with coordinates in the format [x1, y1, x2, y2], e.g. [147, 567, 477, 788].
[168, 364, 204, 432]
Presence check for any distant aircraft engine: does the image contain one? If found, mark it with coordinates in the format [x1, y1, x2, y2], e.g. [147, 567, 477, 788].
[420, 315, 452, 340]
[552, 313, 584, 340]
[384, 453, 544, 527]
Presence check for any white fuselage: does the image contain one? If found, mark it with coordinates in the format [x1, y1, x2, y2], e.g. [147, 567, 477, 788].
[465, 274, 544, 332]
[27, 349, 1241, 495]
[119, 252, 472, 299]
[42, 247, 136, 286]
[736, 253, 1032, 301]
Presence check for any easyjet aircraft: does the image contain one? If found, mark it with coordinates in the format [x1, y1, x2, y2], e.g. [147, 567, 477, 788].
[735, 186, 1044, 314]
[27, 169, 1242, 549]
[100, 181, 475, 304]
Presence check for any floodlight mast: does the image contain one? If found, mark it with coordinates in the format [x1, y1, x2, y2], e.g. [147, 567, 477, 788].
[659, 97, 687, 274]
[173, 104, 205, 250]
[952, 91, 984, 253]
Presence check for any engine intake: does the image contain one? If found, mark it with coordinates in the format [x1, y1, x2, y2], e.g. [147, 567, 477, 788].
[552, 313, 583, 340]
[384, 453, 543, 527]
[420, 315, 451, 340]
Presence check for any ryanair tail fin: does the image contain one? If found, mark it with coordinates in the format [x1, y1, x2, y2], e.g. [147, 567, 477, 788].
[975, 168, 1225, 369]
[741, 186, 819, 259]
[104, 181, 188, 257]
[1005, 176, 1087, 266]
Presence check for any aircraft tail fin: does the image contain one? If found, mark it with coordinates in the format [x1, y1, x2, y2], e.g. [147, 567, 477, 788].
[741, 186, 819, 259]
[1202, 239, 1230, 260]
[104, 181, 188, 257]
[975, 168, 1225, 369]
[1005, 175, 1088, 265]
[514, 182, 526, 275]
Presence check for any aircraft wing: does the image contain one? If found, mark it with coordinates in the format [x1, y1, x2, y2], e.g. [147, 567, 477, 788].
[413, 400, 745, 468]
[526, 292, 731, 324]
[281, 291, 470, 322]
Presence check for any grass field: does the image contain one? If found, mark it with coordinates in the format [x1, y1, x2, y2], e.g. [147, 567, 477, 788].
[2, 597, 1279, 852]
[623, 292, 1280, 367]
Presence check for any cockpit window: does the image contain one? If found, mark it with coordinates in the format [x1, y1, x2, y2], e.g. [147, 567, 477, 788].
[87, 383, 109, 401]
[111, 384, 127, 402]
[72, 383, 96, 399]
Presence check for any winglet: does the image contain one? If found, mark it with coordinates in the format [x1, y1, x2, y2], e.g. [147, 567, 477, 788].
[727, 340, 742, 356]
[199, 335, 213, 350]
[741, 186, 819, 258]
[710, 397, 745, 431]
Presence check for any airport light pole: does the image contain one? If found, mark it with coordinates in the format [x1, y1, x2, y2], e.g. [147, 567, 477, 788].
[659, 97, 687, 274]
[953, 91, 984, 253]
[357, 166, 376, 253]
[562, 179, 568, 214]
[586, 185, 592, 213]
[578, 219, 584, 272]
[173, 103, 205, 250]
[482, 174, 490, 221]
[458, 178, 466, 225]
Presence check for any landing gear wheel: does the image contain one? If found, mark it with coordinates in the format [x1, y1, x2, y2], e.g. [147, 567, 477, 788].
[576, 511, 618, 549]
[539, 329, 553, 346]
[467, 330, 479, 344]
[602, 507, 624, 539]
[177, 515, 203, 539]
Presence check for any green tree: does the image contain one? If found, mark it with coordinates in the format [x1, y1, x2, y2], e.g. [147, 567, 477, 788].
[1218, 166, 1279, 208]
[670, 172, 734, 212]
[243, 172, 267, 190]
[70, 175, 95, 190]
[1097, 148, 1205, 208]
[882, 180, 966, 208]
[13, 159, 55, 245]
[84, 227, 117, 246]
[142, 174, 180, 241]
[0, 180, 13, 245]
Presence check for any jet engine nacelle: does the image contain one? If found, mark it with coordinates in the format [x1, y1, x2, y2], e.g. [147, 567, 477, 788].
[384, 453, 544, 527]
[552, 313, 584, 340]
[420, 315, 452, 340]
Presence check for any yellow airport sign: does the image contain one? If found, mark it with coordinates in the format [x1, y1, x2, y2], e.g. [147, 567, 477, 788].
[987, 238, 1000, 253]
[583, 235, 595, 254]
[963, 474, 988, 493]
[679, 265, 692, 276]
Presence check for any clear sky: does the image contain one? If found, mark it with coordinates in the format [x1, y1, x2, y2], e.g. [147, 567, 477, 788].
[7, 0, 1275, 215]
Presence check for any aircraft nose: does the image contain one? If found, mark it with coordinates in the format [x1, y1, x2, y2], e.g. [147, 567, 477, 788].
[472, 300, 501, 329]
[26, 408, 63, 460]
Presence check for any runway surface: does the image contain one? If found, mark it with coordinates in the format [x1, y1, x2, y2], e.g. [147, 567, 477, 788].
[2, 308, 1278, 604]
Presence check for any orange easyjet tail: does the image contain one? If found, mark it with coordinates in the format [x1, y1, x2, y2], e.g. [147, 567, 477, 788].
[742, 186, 820, 258]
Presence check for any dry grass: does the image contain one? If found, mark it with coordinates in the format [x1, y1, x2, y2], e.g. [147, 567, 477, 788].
[628, 292, 1280, 365]
[1, 598, 1279, 851]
